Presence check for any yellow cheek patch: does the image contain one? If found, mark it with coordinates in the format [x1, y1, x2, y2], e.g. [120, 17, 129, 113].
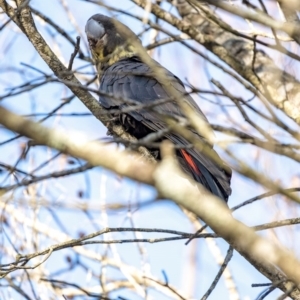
[91, 48, 104, 61]
[106, 46, 137, 66]
[91, 44, 137, 69]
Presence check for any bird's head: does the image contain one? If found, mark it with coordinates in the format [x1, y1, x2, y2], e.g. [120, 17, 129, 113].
[85, 14, 140, 70]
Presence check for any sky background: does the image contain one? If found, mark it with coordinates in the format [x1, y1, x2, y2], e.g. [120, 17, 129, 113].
[0, 0, 300, 299]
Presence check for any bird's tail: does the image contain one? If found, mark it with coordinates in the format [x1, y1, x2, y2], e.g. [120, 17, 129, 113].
[179, 149, 227, 202]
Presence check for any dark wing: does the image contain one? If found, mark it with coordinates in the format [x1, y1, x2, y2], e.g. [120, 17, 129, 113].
[99, 57, 231, 200]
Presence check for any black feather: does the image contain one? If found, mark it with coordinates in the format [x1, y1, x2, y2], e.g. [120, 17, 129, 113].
[99, 56, 232, 201]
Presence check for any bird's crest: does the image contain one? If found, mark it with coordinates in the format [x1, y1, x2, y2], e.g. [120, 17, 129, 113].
[85, 14, 141, 72]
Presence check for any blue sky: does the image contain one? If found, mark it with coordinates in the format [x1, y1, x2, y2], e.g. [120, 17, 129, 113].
[0, 0, 299, 299]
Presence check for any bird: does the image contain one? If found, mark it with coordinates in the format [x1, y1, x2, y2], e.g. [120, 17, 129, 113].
[85, 14, 231, 201]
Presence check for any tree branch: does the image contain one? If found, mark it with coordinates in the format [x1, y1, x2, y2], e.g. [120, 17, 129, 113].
[131, 0, 300, 124]
[1, 106, 300, 298]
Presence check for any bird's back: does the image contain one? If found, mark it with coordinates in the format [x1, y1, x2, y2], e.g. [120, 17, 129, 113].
[99, 57, 231, 201]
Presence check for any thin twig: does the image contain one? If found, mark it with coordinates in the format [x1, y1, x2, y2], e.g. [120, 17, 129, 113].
[68, 36, 81, 70]
[201, 246, 234, 300]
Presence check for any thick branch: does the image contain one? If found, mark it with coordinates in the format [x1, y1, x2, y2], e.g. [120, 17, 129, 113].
[1, 106, 300, 299]
[131, 0, 300, 124]
[0, 106, 156, 186]
[0, 0, 155, 162]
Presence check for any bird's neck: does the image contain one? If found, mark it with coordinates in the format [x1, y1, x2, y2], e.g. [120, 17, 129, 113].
[94, 45, 137, 73]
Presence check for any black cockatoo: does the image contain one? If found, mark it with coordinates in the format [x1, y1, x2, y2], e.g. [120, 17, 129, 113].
[85, 14, 231, 201]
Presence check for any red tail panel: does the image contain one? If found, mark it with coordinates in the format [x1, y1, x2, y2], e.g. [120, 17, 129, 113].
[180, 150, 201, 176]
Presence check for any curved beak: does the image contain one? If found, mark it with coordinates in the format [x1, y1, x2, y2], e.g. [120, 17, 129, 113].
[85, 18, 105, 47]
